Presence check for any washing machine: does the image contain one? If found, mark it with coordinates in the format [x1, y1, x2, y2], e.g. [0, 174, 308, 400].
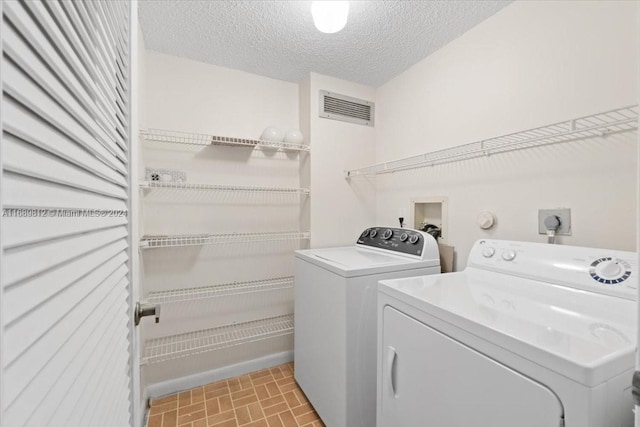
[294, 227, 441, 427]
[377, 239, 637, 427]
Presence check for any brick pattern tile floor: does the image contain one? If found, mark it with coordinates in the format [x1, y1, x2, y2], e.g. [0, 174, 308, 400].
[147, 363, 325, 427]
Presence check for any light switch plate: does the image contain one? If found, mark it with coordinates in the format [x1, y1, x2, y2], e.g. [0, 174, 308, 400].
[538, 208, 571, 236]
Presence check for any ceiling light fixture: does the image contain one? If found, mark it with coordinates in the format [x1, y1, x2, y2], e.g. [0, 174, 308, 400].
[311, 1, 349, 34]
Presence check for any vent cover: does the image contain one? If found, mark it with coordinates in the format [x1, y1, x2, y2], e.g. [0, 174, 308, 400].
[319, 90, 374, 127]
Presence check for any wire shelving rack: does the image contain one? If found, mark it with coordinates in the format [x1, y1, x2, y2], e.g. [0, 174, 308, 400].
[345, 105, 638, 178]
[140, 181, 310, 195]
[141, 314, 294, 364]
[141, 128, 310, 152]
[139, 231, 310, 249]
[145, 277, 294, 305]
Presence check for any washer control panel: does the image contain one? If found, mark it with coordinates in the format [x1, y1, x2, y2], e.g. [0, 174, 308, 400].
[469, 239, 638, 300]
[357, 227, 429, 257]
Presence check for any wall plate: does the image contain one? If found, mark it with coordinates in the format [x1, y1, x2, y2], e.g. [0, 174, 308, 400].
[538, 208, 571, 236]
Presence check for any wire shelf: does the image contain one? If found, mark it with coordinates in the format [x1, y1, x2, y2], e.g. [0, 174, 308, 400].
[141, 128, 310, 152]
[346, 105, 638, 177]
[145, 276, 294, 305]
[140, 181, 310, 195]
[139, 231, 310, 249]
[141, 314, 294, 364]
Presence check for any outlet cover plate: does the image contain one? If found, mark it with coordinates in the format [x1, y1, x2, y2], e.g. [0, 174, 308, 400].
[145, 168, 186, 182]
[538, 208, 571, 236]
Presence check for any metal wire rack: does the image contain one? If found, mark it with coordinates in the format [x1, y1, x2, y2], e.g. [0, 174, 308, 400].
[145, 276, 294, 305]
[141, 128, 310, 152]
[139, 231, 310, 249]
[141, 314, 294, 364]
[345, 105, 638, 177]
[140, 181, 310, 195]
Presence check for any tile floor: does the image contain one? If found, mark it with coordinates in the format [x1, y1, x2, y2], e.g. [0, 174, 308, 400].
[147, 363, 325, 427]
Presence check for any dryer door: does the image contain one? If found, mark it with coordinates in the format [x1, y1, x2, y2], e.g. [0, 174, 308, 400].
[380, 306, 564, 427]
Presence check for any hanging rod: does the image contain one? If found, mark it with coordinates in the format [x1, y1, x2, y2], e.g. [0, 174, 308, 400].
[139, 231, 310, 249]
[140, 181, 310, 195]
[141, 128, 310, 152]
[345, 105, 638, 178]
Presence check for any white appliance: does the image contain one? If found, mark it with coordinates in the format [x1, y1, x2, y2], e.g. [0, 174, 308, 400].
[295, 227, 441, 427]
[378, 239, 637, 427]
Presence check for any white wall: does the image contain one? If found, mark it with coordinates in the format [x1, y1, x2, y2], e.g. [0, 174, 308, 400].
[299, 76, 311, 238]
[374, 0, 639, 270]
[307, 73, 377, 248]
[137, 26, 147, 131]
[144, 51, 299, 137]
[140, 52, 303, 385]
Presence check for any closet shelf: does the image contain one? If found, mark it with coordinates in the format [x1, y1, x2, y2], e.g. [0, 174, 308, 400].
[145, 276, 294, 305]
[345, 105, 638, 178]
[141, 128, 310, 152]
[140, 181, 310, 195]
[141, 314, 294, 364]
[140, 231, 310, 249]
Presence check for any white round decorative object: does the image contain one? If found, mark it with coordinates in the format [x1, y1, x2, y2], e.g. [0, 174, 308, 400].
[477, 211, 496, 230]
[284, 129, 304, 144]
[260, 127, 284, 142]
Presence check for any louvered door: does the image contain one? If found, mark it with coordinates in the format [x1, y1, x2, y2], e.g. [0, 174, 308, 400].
[1, 1, 137, 426]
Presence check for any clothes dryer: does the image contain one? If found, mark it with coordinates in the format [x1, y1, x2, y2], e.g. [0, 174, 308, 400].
[378, 239, 637, 427]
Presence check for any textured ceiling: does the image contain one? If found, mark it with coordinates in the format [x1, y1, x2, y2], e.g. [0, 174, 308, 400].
[139, 1, 511, 87]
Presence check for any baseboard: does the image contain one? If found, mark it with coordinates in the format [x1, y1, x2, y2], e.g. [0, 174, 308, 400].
[144, 350, 294, 400]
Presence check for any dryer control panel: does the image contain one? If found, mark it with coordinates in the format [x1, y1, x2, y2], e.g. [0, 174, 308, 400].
[357, 227, 435, 258]
[469, 239, 638, 300]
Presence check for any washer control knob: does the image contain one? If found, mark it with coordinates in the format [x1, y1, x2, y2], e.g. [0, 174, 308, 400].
[400, 233, 408, 242]
[589, 257, 631, 284]
[502, 250, 516, 261]
[370, 229, 378, 238]
[482, 247, 496, 258]
[382, 229, 393, 240]
[597, 260, 623, 279]
[361, 229, 370, 238]
[409, 234, 420, 244]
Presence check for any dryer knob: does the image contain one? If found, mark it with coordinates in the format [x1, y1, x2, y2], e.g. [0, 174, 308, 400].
[502, 250, 516, 261]
[482, 247, 496, 258]
[382, 229, 393, 240]
[400, 233, 409, 242]
[409, 235, 420, 244]
[361, 229, 370, 238]
[370, 229, 378, 238]
[597, 260, 623, 279]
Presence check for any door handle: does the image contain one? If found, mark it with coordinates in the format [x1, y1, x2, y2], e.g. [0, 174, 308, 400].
[387, 346, 398, 398]
[134, 302, 161, 326]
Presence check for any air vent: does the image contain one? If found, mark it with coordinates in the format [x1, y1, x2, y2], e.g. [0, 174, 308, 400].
[319, 90, 374, 127]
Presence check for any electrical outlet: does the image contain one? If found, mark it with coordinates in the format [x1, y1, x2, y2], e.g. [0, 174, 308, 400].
[145, 168, 186, 182]
[538, 208, 571, 236]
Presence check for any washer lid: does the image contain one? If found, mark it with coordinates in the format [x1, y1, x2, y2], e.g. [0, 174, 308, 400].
[379, 268, 636, 387]
[295, 246, 440, 277]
